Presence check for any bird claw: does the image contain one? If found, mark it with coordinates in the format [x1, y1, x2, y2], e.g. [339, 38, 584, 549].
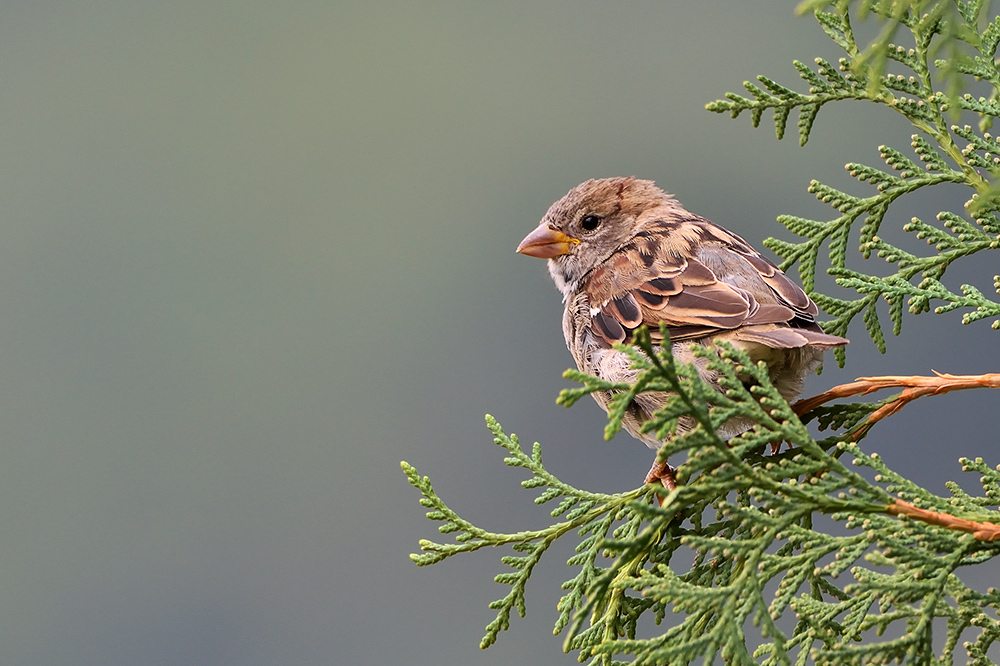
[645, 459, 676, 505]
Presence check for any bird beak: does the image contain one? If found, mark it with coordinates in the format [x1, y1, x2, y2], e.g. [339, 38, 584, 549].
[516, 226, 579, 258]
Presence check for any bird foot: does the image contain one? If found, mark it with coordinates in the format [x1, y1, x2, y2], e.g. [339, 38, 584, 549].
[645, 459, 676, 505]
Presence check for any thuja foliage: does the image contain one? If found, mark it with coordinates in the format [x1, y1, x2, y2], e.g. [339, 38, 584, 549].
[403, 3, 1000, 665]
[707, 0, 1000, 363]
[404, 329, 1000, 664]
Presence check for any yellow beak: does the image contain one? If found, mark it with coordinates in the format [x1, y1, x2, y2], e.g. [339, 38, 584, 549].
[516, 226, 579, 259]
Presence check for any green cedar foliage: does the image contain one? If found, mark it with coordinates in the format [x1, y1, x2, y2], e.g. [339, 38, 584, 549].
[403, 3, 1000, 664]
[707, 0, 1000, 363]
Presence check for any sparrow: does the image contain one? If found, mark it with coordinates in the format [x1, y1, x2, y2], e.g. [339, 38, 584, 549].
[517, 177, 848, 491]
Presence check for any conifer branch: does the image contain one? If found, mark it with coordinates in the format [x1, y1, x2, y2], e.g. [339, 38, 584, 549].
[711, 1, 1000, 358]
[404, 329, 1000, 663]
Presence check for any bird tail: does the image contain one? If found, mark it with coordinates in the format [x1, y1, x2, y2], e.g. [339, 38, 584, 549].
[732, 325, 848, 349]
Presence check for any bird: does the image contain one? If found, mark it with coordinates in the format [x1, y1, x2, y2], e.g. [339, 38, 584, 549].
[516, 177, 848, 492]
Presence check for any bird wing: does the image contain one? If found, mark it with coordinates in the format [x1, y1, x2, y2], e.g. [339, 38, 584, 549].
[580, 217, 844, 348]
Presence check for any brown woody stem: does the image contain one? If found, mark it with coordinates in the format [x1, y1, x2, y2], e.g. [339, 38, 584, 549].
[793, 371, 1000, 439]
[887, 499, 1000, 541]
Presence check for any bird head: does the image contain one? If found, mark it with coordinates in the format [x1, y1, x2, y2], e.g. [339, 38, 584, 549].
[517, 177, 675, 296]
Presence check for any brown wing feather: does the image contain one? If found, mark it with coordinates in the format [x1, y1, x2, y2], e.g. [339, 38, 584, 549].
[603, 293, 643, 328]
[703, 230, 818, 317]
[581, 216, 845, 348]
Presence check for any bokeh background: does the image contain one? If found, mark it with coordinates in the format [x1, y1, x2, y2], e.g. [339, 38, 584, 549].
[0, 2, 996, 664]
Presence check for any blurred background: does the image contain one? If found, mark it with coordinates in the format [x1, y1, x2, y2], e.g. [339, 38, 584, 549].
[0, 1, 996, 664]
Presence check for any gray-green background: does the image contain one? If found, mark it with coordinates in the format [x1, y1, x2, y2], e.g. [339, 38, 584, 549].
[1, 2, 996, 664]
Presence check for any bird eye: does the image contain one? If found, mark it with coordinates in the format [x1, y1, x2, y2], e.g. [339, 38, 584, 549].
[580, 214, 602, 231]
